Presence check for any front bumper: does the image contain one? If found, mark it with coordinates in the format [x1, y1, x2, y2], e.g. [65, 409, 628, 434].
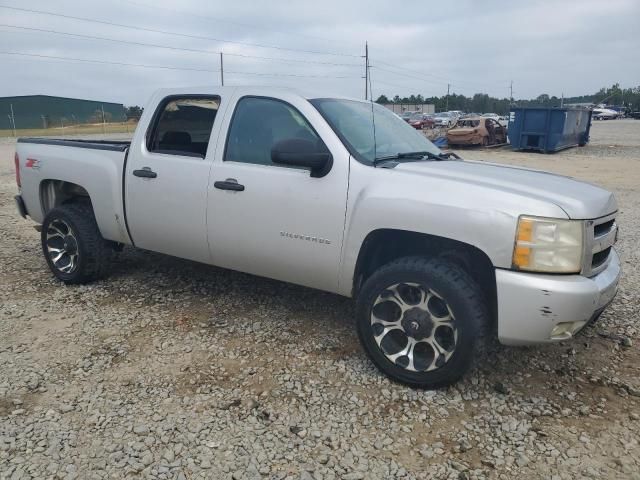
[496, 249, 621, 345]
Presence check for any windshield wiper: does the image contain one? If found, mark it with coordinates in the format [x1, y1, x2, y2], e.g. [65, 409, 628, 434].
[373, 150, 459, 166]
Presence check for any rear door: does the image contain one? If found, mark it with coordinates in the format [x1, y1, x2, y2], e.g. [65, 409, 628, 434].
[125, 94, 223, 263]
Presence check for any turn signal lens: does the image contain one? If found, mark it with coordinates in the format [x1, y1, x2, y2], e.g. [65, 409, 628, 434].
[517, 218, 533, 242]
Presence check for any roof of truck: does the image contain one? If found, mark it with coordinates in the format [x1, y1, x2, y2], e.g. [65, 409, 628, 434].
[151, 86, 365, 103]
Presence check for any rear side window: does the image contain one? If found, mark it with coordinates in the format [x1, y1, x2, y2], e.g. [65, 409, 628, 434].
[147, 96, 220, 158]
[224, 96, 322, 167]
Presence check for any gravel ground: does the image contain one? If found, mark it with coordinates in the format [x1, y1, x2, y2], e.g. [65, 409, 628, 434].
[1, 120, 639, 480]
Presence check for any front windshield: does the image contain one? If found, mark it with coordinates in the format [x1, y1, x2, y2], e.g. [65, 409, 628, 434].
[310, 99, 441, 164]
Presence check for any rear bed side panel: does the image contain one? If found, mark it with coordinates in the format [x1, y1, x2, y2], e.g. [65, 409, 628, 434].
[17, 142, 132, 244]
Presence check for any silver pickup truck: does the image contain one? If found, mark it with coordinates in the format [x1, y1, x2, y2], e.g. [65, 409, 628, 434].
[13, 86, 621, 388]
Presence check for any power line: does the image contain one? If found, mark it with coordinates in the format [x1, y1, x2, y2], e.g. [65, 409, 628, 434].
[0, 4, 360, 58]
[0, 51, 217, 72]
[372, 64, 510, 97]
[374, 58, 510, 92]
[0, 24, 362, 67]
[116, 0, 342, 46]
[370, 79, 422, 92]
[0, 51, 357, 78]
[227, 52, 360, 67]
[374, 59, 452, 83]
[230, 70, 354, 79]
[371, 65, 449, 87]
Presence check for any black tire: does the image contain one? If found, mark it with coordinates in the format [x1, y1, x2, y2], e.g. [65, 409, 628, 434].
[41, 201, 111, 284]
[356, 257, 488, 389]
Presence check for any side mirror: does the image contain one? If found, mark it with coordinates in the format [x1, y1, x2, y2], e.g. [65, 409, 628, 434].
[271, 138, 332, 178]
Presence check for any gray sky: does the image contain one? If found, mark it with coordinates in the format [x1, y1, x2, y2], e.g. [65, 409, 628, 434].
[1, 0, 638, 106]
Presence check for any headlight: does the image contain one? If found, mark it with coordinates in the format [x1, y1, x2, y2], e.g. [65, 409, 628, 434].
[512, 216, 583, 273]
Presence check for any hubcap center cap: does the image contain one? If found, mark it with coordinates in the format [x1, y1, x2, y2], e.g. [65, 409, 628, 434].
[401, 307, 433, 340]
[62, 235, 77, 254]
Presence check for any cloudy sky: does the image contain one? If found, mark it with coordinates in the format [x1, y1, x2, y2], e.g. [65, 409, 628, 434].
[1, 0, 639, 106]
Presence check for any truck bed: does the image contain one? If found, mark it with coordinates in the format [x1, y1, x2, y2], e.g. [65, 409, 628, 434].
[17, 137, 131, 152]
[16, 136, 132, 245]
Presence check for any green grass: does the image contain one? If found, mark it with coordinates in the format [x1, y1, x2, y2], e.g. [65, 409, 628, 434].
[0, 121, 137, 138]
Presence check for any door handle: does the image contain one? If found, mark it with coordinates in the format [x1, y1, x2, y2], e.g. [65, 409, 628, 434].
[214, 178, 245, 191]
[133, 167, 157, 178]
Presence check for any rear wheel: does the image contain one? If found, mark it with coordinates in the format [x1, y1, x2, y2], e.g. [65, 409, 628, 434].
[41, 202, 111, 284]
[356, 257, 488, 388]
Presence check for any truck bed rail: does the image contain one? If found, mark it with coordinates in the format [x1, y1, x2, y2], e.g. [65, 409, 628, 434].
[17, 137, 131, 152]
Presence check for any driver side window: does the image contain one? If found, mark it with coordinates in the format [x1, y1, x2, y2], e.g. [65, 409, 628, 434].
[224, 97, 323, 167]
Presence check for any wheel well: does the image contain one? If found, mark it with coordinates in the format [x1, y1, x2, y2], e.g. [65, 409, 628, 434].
[40, 180, 91, 215]
[353, 229, 497, 323]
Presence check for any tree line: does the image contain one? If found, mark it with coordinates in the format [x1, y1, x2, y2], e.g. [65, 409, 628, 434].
[375, 84, 640, 114]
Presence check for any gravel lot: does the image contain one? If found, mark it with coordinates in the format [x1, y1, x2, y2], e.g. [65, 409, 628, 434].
[1, 120, 639, 480]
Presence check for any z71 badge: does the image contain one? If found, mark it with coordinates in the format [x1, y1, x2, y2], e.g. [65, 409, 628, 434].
[25, 158, 41, 170]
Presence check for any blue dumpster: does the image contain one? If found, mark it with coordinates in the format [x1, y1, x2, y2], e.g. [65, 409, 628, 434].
[507, 107, 592, 153]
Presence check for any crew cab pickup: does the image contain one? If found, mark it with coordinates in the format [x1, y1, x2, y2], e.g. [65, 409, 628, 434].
[14, 87, 621, 388]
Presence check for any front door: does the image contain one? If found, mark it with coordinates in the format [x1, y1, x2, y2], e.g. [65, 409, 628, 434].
[207, 94, 350, 293]
[125, 95, 222, 263]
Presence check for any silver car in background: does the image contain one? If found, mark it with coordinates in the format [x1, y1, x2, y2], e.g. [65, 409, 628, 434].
[434, 112, 456, 127]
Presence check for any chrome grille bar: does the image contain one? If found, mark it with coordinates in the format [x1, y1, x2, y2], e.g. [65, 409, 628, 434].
[581, 212, 617, 277]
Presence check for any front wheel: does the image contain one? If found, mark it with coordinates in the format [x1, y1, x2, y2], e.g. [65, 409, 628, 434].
[41, 202, 111, 284]
[356, 257, 488, 388]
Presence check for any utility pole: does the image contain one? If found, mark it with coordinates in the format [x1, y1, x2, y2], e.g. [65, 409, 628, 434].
[101, 104, 106, 134]
[509, 80, 514, 105]
[220, 52, 224, 86]
[9, 103, 16, 137]
[364, 41, 369, 100]
[561, 92, 564, 108]
[445, 83, 450, 111]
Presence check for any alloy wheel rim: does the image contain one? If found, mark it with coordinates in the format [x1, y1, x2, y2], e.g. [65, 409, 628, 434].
[46, 218, 79, 274]
[370, 282, 458, 372]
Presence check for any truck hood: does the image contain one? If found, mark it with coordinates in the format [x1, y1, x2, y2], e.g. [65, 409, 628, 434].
[394, 159, 617, 219]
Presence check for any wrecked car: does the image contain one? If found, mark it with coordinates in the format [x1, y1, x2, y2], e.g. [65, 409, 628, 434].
[447, 117, 507, 146]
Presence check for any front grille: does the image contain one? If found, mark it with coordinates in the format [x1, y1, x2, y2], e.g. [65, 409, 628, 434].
[592, 247, 611, 269]
[594, 219, 615, 237]
[582, 213, 617, 277]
